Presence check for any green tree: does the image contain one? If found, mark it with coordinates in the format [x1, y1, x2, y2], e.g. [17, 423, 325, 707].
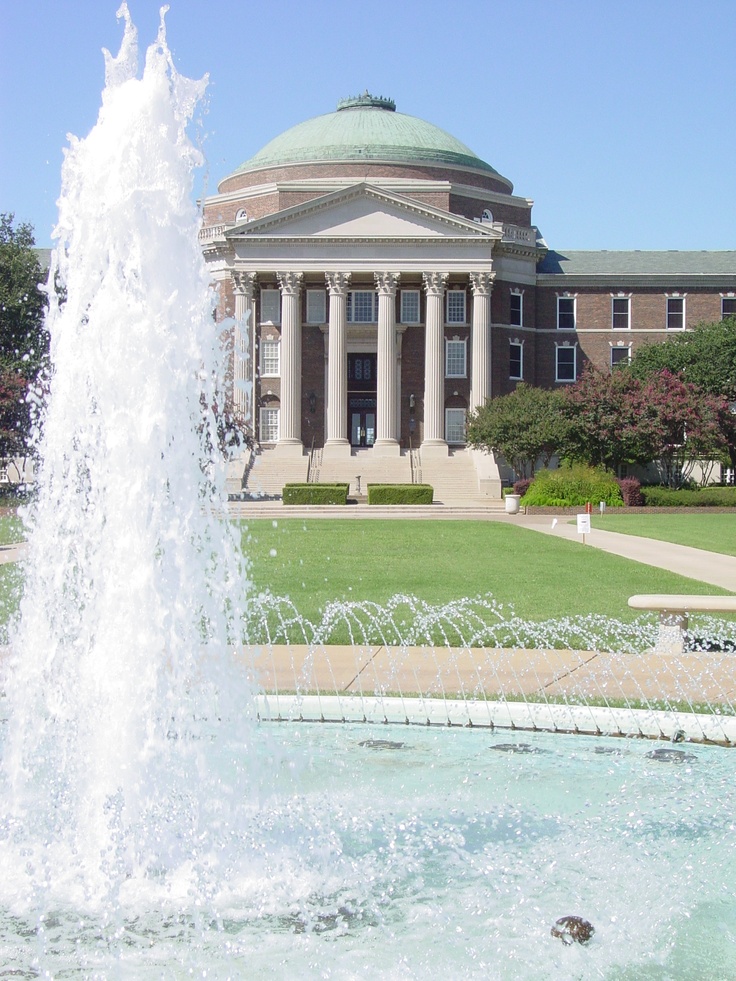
[0, 214, 49, 471]
[629, 318, 736, 471]
[629, 318, 736, 401]
[637, 370, 728, 487]
[0, 214, 48, 378]
[563, 366, 651, 471]
[466, 383, 569, 477]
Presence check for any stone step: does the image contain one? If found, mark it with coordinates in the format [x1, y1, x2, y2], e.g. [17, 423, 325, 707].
[229, 445, 503, 508]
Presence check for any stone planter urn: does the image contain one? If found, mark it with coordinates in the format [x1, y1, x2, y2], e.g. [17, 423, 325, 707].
[505, 493, 521, 515]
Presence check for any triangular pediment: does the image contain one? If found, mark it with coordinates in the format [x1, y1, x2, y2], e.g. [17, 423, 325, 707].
[225, 184, 500, 241]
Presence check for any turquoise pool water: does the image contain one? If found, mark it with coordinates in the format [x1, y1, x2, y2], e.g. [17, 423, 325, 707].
[1, 722, 732, 979]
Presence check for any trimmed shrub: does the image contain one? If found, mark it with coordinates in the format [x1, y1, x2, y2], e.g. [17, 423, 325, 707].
[617, 477, 643, 507]
[282, 483, 349, 505]
[520, 464, 624, 508]
[640, 485, 736, 507]
[367, 484, 434, 505]
[513, 478, 533, 497]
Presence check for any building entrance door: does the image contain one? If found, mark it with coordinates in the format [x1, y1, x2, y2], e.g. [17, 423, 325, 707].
[348, 354, 377, 448]
[349, 396, 376, 447]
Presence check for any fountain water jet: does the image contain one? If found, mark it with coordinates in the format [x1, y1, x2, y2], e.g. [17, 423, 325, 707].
[1, 2, 255, 908]
[0, 6, 734, 977]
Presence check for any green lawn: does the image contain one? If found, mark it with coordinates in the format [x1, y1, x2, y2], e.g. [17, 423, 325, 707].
[594, 513, 736, 557]
[0, 513, 23, 547]
[240, 519, 735, 647]
[0, 517, 731, 650]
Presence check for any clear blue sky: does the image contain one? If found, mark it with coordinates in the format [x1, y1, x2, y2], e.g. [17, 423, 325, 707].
[2, 0, 734, 252]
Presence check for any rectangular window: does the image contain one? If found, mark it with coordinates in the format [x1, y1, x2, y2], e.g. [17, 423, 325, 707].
[259, 339, 280, 376]
[510, 292, 523, 327]
[610, 346, 630, 370]
[555, 345, 577, 382]
[259, 407, 279, 443]
[445, 339, 467, 378]
[722, 297, 736, 320]
[612, 296, 630, 330]
[400, 289, 421, 324]
[346, 290, 377, 323]
[667, 296, 685, 330]
[509, 341, 523, 380]
[446, 290, 466, 324]
[445, 408, 466, 444]
[260, 288, 280, 325]
[557, 296, 576, 330]
[306, 289, 326, 324]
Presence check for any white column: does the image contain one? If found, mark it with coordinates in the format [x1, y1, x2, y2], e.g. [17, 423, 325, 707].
[469, 271, 495, 411]
[276, 270, 303, 455]
[324, 271, 351, 458]
[422, 271, 449, 456]
[374, 271, 400, 455]
[232, 271, 256, 422]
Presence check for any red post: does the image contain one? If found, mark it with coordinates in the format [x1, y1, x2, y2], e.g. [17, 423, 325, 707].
[585, 501, 592, 515]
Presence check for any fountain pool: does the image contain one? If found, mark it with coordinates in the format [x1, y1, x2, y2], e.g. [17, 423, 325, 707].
[0, 718, 734, 978]
[0, 6, 734, 978]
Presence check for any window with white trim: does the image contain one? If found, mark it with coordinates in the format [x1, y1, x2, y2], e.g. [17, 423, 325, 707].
[612, 296, 630, 330]
[446, 289, 466, 324]
[445, 408, 466, 444]
[722, 296, 736, 320]
[306, 289, 326, 324]
[510, 291, 523, 327]
[557, 296, 576, 330]
[445, 338, 467, 378]
[509, 341, 523, 380]
[400, 289, 420, 324]
[259, 407, 279, 443]
[260, 288, 281, 325]
[259, 339, 280, 376]
[555, 344, 577, 382]
[667, 296, 685, 330]
[610, 346, 630, 370]
[346, 290, 378, 323]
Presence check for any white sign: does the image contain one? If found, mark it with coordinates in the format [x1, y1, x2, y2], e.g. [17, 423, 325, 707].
[577, 514, 591, 535]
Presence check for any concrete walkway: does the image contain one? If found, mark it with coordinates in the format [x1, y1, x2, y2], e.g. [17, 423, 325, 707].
[515, 513, 736, 592]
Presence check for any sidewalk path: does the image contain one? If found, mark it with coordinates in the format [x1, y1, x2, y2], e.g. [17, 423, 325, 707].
[514, 513, 736, 592]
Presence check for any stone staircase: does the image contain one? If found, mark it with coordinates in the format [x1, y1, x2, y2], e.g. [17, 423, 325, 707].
[416, 447, 501, 507]
[227, 447, 308, 499]
[312, 447, 412, 496]
[228, 444, 504, 510]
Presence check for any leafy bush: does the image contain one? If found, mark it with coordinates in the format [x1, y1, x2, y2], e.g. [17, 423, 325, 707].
[640, 485, 736, 507]
[282, 483, 349, 505]
[513, 478, 533, 497]
[520, 464, 624, 507]
[617, 477, 643, 507]
[367, 484, 434, 505]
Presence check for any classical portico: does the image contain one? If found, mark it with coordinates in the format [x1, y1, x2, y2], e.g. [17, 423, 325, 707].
[207, 183, 503, 461]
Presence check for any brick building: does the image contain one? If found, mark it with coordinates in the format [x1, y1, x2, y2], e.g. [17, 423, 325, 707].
[201, 94, 736, 497]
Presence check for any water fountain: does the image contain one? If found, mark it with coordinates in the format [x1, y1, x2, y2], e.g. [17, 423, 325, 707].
[0, 6, 734, 976]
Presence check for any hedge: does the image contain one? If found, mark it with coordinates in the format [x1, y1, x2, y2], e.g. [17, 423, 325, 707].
[640, 485, 736, 507]
[282, 483, 349, 505]
[367, 484, 434, 505]
[520, 464, 624, 508]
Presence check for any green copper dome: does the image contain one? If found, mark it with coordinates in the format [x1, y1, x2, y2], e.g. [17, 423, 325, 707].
[230, 94, 507, 182]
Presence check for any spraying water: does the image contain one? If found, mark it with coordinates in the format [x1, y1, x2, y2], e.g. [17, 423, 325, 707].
[1, 3, 253, 907]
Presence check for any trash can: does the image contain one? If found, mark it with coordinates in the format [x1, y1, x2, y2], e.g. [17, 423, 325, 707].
[505, 493, 521, 515]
